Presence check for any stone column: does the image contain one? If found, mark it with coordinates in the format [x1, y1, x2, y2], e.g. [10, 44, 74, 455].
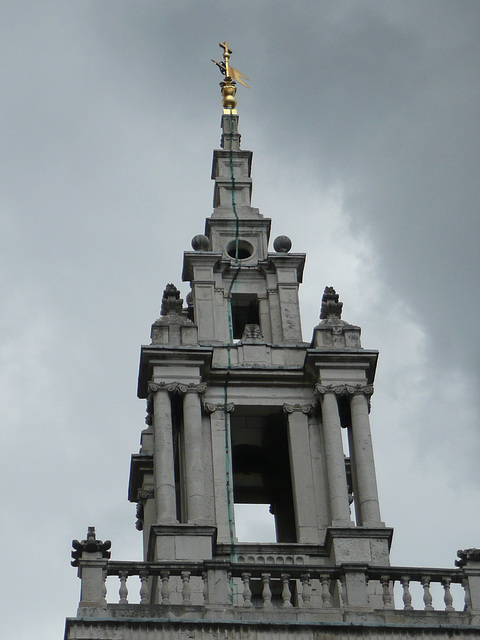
[258, 294, 272, 342]
[349, 387, 382, 526]
[316, 386, 351, 526]
[206, 402, 235, 543]
[148, 382, 177, 524]
[183, 384, 207, 523]
[284, 404, 319, 543]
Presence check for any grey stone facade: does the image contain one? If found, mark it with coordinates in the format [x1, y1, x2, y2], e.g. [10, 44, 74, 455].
[65, 113, 480, 639]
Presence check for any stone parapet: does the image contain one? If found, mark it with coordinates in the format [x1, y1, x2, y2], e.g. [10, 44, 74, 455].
[65, 611, 480, 640]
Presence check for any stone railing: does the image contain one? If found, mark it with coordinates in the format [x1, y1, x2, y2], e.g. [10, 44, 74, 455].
[95, 562, 468, 610]
[71, 531, 480, 621]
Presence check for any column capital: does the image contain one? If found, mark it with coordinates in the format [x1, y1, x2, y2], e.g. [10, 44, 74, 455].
[315, 383, 374, 398]
[148, 381, 207, 395]
[137, 488, 154, 501]
[203, 401, 235, 414]
[282, 402, 314, 415]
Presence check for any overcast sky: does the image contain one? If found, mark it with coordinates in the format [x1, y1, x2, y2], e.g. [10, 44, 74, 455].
[1, 2, 479, 638]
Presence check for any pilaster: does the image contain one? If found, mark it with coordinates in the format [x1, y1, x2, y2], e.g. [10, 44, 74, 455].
[283, 403, 319, 543]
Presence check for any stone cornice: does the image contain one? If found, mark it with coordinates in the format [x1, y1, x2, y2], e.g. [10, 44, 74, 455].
[147, 381, 207, 396]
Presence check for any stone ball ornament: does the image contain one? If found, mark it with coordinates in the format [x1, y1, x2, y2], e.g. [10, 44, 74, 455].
[191, 234, 210, 251]
[273, 235, 292, 253]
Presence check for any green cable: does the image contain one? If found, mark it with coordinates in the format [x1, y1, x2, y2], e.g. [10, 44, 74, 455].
[223, 111, 241, 595]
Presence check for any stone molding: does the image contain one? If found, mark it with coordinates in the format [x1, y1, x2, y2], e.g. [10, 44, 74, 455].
[203, 401, 235, 414]
[147, 381, 207, 396]
[283, 403, 314, 415]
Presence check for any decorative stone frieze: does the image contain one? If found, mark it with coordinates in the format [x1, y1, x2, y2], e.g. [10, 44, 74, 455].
[147, 381, 207, 395]
[71, 527, 111, 566]
[203, 401, 235, 414]
[145, 394, 153, 426]
[135, 502, 144, 531]
[135, 489, 154, 531]
[282, 403, 314, 415]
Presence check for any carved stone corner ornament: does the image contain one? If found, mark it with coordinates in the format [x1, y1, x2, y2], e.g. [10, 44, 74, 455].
[160, 283, 183, 316]
[242, 323, 263, 340]
[137, 488, 154, 501]
[283, 403, 314, 415]
[320, 286, 343, 320]
[71, 527, 111, 566]
[455, 548, 480, 567]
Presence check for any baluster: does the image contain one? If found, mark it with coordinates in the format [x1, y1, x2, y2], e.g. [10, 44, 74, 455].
[160, 570, 170, 605]
[119, 571, 128, 604]
[462, 577, 472, 612]
[320, 574, 332, 608]
[281, 574, 292, 608]
[181, 571, 191, 604]
[442, 577, 455, 612]
[202, 571, 208, 605]
[380, 576, 393, 609]
[241, 573, 252, 607]
[261, 573, 272, 608]
[300, 574, 311, 607]
[421, 576, 434, 611]
[139, 571, 149, 605]
[400, 576, 413, 610]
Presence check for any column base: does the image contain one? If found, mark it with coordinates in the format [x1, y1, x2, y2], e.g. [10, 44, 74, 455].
[325, 526, 393, 565]
[148, 524, 217, 561]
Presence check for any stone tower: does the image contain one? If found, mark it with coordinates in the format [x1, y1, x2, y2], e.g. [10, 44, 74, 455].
[131, 106, 390, 571]
[65, 47, 480, 640]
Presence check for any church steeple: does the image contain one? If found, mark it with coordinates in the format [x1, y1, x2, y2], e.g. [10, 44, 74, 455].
[133, 46, 387, 561]
[182, 49, 305, 345]
[66, 47, 480, 635]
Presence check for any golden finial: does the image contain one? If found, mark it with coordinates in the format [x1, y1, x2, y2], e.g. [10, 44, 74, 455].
[212, 41, 249, 114]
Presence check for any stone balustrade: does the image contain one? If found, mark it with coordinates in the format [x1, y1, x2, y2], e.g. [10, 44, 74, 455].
[74, 557, 475, 617]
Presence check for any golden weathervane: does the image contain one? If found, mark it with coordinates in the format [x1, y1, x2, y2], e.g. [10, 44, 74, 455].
[212, 41, 249, 114]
